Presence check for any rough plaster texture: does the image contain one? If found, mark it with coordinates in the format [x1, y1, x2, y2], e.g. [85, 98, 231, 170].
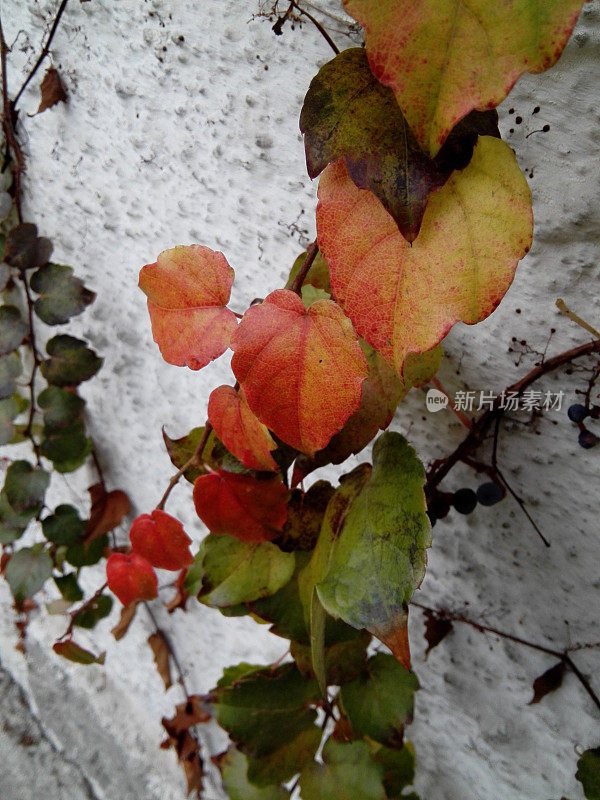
[0, 1, 599, 798]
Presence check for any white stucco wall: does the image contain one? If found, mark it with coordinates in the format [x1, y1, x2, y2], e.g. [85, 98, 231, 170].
[1, 1, 599, 798]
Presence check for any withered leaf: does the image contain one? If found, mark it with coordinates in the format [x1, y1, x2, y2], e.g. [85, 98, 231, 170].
[148, 630, 173, 690]
[528, 660, 566, 705]
[423, 610, 453, 657]
[36, 67, 67, 114]
[85, 483, 131, 542]
[111, 602, 138, 641]
[162, 697, 211, 797]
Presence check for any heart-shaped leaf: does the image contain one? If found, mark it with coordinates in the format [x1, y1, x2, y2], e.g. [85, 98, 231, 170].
[301, 47, 499, 241]
[344, 0, 585, 156]
[3, 223, 52, 270]
[5, 547, 53, 602]
[299, 739, 385, 800]
[219, 748, 290, 800]
[42, 504, 86, 546]
[0, 305, 27, 355]
[4, 459, 50, 512]
[129, 509, 193, 571]
[30, 263, 95, 325]
[40, 335, 102, 386]
[193, 470, 288, 543]
[106, 552, 158, 606]
[139, 245, 238, 370]
[208, 385, 278, 472]
[317, 137, 532, 377]
[231, 289, 367, 455]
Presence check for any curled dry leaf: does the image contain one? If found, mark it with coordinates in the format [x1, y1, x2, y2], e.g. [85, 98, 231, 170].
[528, 660, 566, 705]
[208, 385, 278, 472]
[36, 67, 67, 114]
[317, 138, 533, 377]
[106, 552, 158, 606]
[111, 602, 138, 641]
[85, 483, 131, 542]
[148, 630, 173, 690]
[193, 470, 288, 543]
[139, 245, 237, 370]
[231, 289, 367, 455]
[129, 509, 193, 571]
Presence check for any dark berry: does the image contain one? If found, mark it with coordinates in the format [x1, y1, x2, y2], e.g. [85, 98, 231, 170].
[452, 488, 478, 515]
[429, 493, 451, 520]
[578, 430, 598, 449]
[477, 482, 504, 506]
[568, 403, 589, 423]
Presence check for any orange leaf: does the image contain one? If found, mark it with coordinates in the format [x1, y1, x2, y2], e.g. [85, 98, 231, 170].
[129, 509, 194, 571]
[231, 289, 367, 455]
[317, 139, 532, 377]
[193, 470, 288, 543]
[344, 0, 585, 156]
[106, 552, 158, 606]
[139, 245, 237, 370]
[208, 385, 278, 472]
[85, 483, 131, 542]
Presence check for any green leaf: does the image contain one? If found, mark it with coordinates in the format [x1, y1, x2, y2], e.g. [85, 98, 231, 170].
[40, 335, 102, 386]
[5, 547, 53, 601]
[0, 305, 27, 355]
[186, 534, 295, 608]
[285, 249, 331, 293]
[37, 386, 92, 471]
[208, 663, 321, 777]
[290, 628, 370, 689]
[577, 748, 600, 800]
[3, 223, 52, 271]
[340, 653, 419, 746]
[163, 426, 207, 483]
[315, 432, 431, 662]
[30, 263, 95, 325]
[4, 459, 50, 512]
[38, 385, 85, 425]
[301, 285, 330, 309]
[54, 572, 84, 602]
[248, 726, 322, 787]
[53, 640, 105, 665]
[0, 352, 22, 398]
[249, 552, 311, 642]
[370, 741, 416, 798]
[0, 395, 21, 445]
[219, 748, 290, 800]
[65, 534, 107, 567]
[0, 491, 35, 544]
[72, 593, 113, 628]
[299, 739, 385, 800]
[217, 662, 269, 689]
[300, 47, 499, 241]
[42, 504, 86, 546]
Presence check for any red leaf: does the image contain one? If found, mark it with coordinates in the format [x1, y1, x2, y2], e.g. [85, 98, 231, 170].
[129, 509, 194, 571]
[193, 470, 288, 542]
[85, 483, 131, 542]
[208, 385, 278, 472]
[231, 289, 367, 455]
[106, 552, 158, 606]
[139, 245, 237, 370]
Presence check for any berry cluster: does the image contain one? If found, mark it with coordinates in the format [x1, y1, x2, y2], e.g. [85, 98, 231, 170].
[427, 481, 505, 526]
[567, 403, 599, 449]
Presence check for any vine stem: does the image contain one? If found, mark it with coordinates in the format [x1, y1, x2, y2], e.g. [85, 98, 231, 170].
[0, 15, 25, 222]
[59, 581, 108, 640]
[156, 423, 213, 511]
[143, 601, 191, 696]
[288, 239, 319, 295]
[426, 338, 600, 496]
[412, 601, 600, 713]
[289, 1, 340, 55]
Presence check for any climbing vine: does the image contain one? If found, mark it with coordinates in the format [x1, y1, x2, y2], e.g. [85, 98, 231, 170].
[0, 2, 599, 800]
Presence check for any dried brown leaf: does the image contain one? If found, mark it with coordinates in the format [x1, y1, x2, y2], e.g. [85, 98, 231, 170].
[111, 602, 138, 640]
[148, 631, 172, 690]
[166, 568, 189, 614]
[85, 483, 131, 542]
[36, 67, 67, 114]
[528, 660, 566, 705]
[423, 610, 453, 657]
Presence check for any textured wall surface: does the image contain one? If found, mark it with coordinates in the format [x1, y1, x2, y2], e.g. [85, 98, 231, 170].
[1, 1, 599, 798]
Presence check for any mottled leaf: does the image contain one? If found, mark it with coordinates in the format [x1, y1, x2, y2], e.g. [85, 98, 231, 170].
[317, 138, 533, 376]
[577, 748, 600, 800]
[5, 547, 53, 601]
[299, 739, 385, 800]
[73, 593, 113, 629]
[231, 289, 367, 455]
[139, 245, 237, 370]
[340, 653, 419, 746]
[0, 352, 22, 398]
[370, 742, 416, 798]
[3, 223, 52, 271]
[0, 305, 27, 355]
[30, 263, 95, 324]
[301, 47, 499, 240]
[193, 470, 288, 543]
[42, 504, 86, 546]
[528, 661, 566, 705]
[53, 640, 105, 665]
[291, 628, 371, 688]
[209, 385, 278, 472]
[219, 748, 290, 800]
[129, 510, 193, 571]
[36, 67, 67, 114]
[148, 631, 173, 690]
[185, 533, 294, 607]
[344, 0, 585, 156]
[276, 482, 335, 553]
[40, 334, 102, 386]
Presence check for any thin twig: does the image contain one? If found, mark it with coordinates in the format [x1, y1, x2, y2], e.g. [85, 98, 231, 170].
[288, 239, 319, 295]
[0, 15, 25, 221]
[59, 581, 108, 640]
[290, 1, 340, 54]
[13, 0, 70, 108]
[19, 272, 42, 464]
[556, 299, 600, 340]
[412, 602, 600, 713]
[156, 423, 212, 511]
[143, 602, 190, 696]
